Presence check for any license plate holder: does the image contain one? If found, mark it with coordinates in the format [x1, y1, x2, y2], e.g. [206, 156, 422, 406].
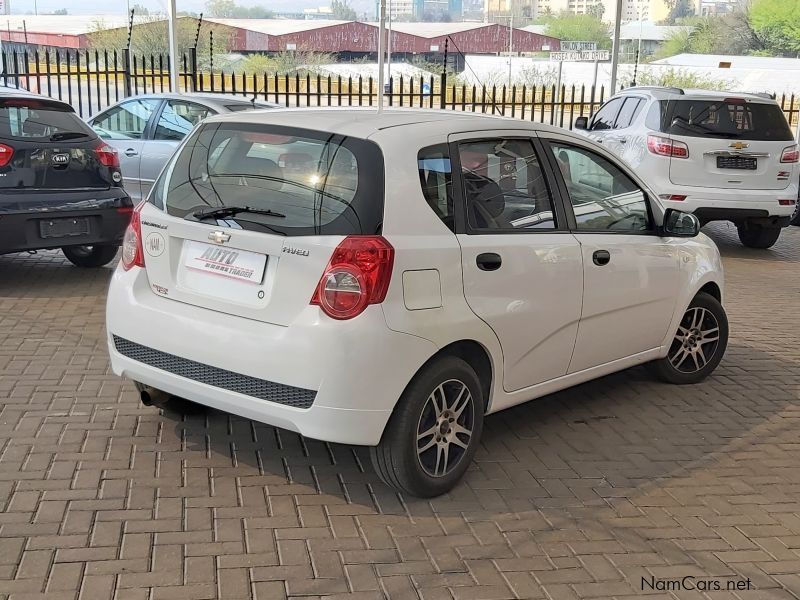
[39, 217, 91, 239]
[717, 156, 757, 170]
[184, 240, 267, 285]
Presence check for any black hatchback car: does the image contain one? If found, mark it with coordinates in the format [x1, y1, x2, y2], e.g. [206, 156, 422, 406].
[0, 90, 132, 267]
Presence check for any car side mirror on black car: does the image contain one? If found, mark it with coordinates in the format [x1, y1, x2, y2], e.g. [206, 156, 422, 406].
[574, 117, 589, 130]
[661, 208, 701, 238]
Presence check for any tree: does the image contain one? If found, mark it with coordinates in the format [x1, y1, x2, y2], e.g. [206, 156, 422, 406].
[587, 2, 605, 20]
[53, 8, 68, 14]
[663, 0, 694, 24]
[540, 13, 611, 49]
[331, 0, 357, 20]
[750, 0, 800, 54]
[205, 0, 274, 18]
[87, 17, 233, 69]
[131, 3, 150, 15]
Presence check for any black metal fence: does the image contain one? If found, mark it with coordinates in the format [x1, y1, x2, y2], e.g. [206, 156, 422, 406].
[3, 48, 800, 131]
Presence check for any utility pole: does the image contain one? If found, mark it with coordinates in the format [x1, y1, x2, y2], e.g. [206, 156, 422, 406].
[387, 0, 392, 90]
[609, 0, 623, 94]
[167, 0, 179, 93]
[377, 0, 386, 111]
[508, 12, 513, 90]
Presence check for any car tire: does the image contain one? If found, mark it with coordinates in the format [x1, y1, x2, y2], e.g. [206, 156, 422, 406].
[736, 224, 781, 249]
[647, 292, 728, 385]
[370, 356, 484, 497]
[62, 245, 119, 268]
[790, 203, 800, 226]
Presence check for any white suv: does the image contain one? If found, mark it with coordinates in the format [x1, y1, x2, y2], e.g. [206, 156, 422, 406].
[107, 109, 728, 497]
[576, 87, 798, 249]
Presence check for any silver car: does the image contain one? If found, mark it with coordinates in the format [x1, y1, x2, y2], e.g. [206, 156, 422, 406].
[87, 93, 279, 202]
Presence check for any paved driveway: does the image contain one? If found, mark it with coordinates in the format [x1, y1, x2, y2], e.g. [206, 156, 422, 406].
[1, 224, 799, 600]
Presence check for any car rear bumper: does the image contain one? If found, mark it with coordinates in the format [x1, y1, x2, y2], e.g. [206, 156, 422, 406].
[0, 190, 132, 254]
[653, 181, 797, 222]
[106, 265, 438, 446]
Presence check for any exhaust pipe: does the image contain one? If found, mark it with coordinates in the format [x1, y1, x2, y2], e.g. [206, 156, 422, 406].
[135, 383, 171, 407]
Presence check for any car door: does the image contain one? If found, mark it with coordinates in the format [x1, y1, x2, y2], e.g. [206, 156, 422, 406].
[541, 134, 681, 374]
[583, 97, 624, 147]
[88, 98, 160, 201]
[139, 100, 216, 200]
[608, 96, 646, 159]
[450, 133, 583, 396]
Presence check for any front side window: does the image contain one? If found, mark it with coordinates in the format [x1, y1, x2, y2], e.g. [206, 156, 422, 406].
[590, 97, 624, 131]
[418, 144, 454, 232]
[154, 100, 214, 141]
[458, 138, 556, 231]
[92, 99, 159, 140]
[151, 122, 384, 237]
[550, 142, 652, 232]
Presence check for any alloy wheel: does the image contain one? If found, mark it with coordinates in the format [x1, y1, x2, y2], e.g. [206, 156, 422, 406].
[668, 306, 721, 374]
[415, 379, 475, 478]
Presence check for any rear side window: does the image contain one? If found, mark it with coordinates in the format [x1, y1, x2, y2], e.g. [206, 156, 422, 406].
[152, 122, 385, 237]
[0, 99, 94, 141]
[418, 144, 454, 232]
[663, 99, 793, 141]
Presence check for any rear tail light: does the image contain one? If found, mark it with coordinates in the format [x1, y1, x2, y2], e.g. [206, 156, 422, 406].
[121, 201, 145, 271]
[647, 135, 689, 159]
[95, 142, 121, 168]
[659, 194, 687, 202]
[780, 145, 799, 163]
[0, 143, 14, 167]
[778, 199, 796, 206]
[311, 236, 394, 320]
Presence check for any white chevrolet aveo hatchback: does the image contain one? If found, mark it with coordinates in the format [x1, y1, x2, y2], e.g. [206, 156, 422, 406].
[107, 109, 728, 497]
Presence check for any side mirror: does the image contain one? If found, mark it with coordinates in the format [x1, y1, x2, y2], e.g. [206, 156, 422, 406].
[661, 208, 700, 237]
[574, 116, 589, 131]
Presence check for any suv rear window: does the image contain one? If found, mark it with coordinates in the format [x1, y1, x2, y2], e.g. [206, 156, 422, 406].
[0, 98, 94, 141]
[151, 122, 385, 237]
[660, 99, 793, 141]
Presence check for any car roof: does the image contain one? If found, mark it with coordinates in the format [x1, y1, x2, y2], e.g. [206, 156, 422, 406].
[200, 107, 577, 140]
[126, 92, 281, 109]
[0, 87, 75, 110]
[618, 86, 777, 104]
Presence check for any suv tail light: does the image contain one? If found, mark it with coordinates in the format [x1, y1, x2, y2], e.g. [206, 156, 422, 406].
[647, 135, 689, 159]
[0, 143, 13, 167]
[311, 236, 394, 320]
[95, 142, 121, 168]
[780, 145, 799, 163]
[121, 202, 145, 271]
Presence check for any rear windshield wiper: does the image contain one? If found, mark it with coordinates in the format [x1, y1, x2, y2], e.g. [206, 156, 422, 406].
[193, 206, 286, 220]
[49, 131, 91, 141]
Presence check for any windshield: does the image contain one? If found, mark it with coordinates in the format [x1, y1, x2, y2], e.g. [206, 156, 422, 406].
[151, 122, 385, 236]
[0, 99, 95, 141]
[662, 99, 793, 141]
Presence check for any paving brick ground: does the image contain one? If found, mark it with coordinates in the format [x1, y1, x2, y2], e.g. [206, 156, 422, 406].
[1, 222, 799, 600]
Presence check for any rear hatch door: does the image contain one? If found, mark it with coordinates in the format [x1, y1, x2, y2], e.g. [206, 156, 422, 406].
[665, 96, 795, 191]
[140, 120, 385, 327]
[0, 97, 112, 192]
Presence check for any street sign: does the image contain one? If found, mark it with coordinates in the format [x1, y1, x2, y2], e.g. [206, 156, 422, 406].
[550, 50, 611, 62]
[560, 41, 598, 52]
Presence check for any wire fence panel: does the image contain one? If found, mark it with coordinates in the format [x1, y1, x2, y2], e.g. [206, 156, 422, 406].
[2, 49, 797, 132]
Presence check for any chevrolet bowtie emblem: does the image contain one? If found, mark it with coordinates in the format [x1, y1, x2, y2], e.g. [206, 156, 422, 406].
[729, 142, 750, 150]
[208, 231, 231, 244]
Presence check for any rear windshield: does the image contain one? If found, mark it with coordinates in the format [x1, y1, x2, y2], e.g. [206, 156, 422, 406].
[660, 99, 793, 141]
[0, 98, 95, 141]
[151, 122, 385, 236]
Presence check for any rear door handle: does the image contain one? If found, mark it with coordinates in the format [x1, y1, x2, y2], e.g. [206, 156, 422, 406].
[124, 148, 139, 157]
[592, 250, 611, 266]
[476, 252, 502, 271]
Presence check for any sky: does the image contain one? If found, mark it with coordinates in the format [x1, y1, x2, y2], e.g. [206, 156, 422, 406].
[10, 0, 374, 16]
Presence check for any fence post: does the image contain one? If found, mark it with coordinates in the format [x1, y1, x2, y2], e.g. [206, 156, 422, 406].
[189, 47, 198, 92]
[122, 48, 133, 98]
[440, 38, 448, 109]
